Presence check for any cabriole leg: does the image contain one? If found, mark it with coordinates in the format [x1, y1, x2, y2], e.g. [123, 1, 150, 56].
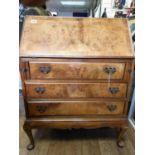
[117, 126, 128, 148]
[23, 122, 35, 150]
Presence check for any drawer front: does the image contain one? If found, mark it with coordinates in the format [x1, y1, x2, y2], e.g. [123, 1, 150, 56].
[29, 61, 125, 80]
[25, 82, 127, 98]
[28, 100, 125, 116]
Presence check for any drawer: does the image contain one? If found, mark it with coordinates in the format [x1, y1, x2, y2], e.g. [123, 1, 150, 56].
[25, 81, 127, 98]
[29, 61, 125, 80]
[28, 100, 125, 116]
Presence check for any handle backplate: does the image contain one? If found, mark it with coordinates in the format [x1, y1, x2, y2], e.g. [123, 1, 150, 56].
[104, 67, 116, 74]
[109, 87, 119, 94]
[35, 87, 45, 94]
[107, 105, 117, 112]
[36, 105, 47, 113]
[40, 66, 51, 74]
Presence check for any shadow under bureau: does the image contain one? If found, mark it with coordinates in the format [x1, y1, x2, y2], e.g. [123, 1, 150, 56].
[19, 16, 134, 150]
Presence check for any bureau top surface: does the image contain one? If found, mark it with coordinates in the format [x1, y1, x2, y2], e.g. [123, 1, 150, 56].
[20, 16, 134, 58]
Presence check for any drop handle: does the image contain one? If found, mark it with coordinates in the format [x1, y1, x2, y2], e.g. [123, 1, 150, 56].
[36, 105, 47, 113]
[109, 87, 119, 94]
[104, 67, 116, 74]
[107, 105, 117, 112]
[40, 66, 51, 74]
[35, 87, 45, 94]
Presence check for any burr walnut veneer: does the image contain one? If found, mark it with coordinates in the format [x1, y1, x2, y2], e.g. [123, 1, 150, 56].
[20, 16, 134, 150]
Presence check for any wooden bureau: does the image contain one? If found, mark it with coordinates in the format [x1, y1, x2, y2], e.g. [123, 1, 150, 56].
[19, 16, 134, 150]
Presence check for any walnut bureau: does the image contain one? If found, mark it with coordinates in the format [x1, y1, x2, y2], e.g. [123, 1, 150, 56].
[19, 16, 134, 150]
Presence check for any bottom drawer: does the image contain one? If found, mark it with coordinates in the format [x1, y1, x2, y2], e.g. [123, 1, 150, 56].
[27, 100, 125, 116]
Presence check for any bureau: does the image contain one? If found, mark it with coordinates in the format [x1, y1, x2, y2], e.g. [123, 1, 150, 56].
[19, 16, 134, 150]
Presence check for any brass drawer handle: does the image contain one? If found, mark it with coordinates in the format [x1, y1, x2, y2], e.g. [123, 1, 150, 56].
[36, 105, 47, 113]
[35, 87, 45, 94]
[107, 105, 117, 112]
[40, 66, 51, 74]
[109, 87, 119, 94]
[104, 67, 116, 74]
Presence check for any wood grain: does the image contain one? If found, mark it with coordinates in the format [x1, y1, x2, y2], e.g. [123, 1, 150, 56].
[27, 100, 125, 116]
[19, 16, 135, 149]
[20, 16, 134, 58]
[29, 61, 125, 80]
[24, 117, 128, 129]
[25, 82, 127, 98]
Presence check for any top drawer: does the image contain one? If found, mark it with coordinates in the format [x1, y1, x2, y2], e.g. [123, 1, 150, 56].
[29, 61, 125, 80]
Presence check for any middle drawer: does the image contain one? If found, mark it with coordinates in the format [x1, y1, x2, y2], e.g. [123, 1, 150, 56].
[25, 81, 127, 99]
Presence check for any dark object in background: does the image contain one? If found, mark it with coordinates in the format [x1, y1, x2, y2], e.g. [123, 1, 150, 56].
[73, 12, 88, 17]
[115, 11, 126, 18]
[132, 33, 135, 42]
[102, 8, 107, 18]
[114, 0, 126, 9]
[131, 8, 135, 15]
[20, 0, 47, 7]
[121, 0, 126, 6]
[119, 0, 126, 9]
[115, 8, 135, 19]
[130, 0, 135, 8]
